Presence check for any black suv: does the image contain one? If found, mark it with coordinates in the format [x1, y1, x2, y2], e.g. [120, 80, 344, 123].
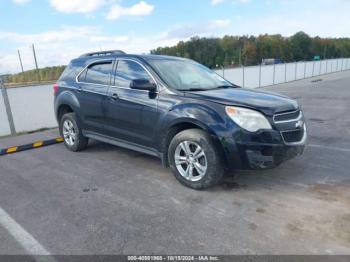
[54, 50, 306, 189]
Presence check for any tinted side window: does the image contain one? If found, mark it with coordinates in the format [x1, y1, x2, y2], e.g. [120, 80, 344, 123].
[77, 70, 87, 82]
[82, 62, 112, 85]
[114, 60, 152, 87]
[60, 60, 84, 82]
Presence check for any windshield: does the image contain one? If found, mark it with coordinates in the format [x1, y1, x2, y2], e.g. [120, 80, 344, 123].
[148, 58, 233, 91]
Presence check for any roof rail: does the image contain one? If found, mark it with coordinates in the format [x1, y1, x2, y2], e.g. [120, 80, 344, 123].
[80, 50, 126, 58]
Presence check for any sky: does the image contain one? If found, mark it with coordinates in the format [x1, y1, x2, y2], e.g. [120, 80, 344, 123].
[1, 0, 350, 74]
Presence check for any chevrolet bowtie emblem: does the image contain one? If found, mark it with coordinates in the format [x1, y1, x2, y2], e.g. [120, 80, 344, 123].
[296, 120, 304, 129]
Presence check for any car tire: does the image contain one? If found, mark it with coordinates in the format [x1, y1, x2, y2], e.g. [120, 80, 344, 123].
[59, 113, 88, 152]
[168, 129, 224, 190]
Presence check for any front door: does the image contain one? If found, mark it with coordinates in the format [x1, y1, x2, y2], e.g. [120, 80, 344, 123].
[105, 59, 159, 148]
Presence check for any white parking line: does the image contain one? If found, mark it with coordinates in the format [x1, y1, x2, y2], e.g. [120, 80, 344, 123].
[308, 144, 350, 153]
[0, 206, 51, 255]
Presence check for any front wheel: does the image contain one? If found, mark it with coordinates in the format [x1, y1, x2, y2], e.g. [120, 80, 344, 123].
[168, 129, 224, 190]
[59, 113, 88, 152]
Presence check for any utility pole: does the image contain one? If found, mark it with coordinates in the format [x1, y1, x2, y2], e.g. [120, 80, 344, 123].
[17, 50, 24, 73]
[32, 44, 40, 82]
[32, 44, 39, 70]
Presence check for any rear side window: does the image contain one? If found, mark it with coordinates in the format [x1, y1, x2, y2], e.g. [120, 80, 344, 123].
[59, 60, 84, 82]
[114, 60, 152, 87]
[79, 61, 112, 85]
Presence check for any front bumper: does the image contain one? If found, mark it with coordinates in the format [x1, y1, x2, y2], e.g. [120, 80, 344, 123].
[242, 142, 305, 169]
[219, 125, 307, 170]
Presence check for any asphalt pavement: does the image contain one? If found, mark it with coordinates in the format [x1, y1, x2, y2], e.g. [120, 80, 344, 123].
[0, 70, 349, 255]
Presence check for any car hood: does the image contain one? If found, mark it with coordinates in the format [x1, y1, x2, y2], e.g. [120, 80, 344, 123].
[184, 88, 299, 116]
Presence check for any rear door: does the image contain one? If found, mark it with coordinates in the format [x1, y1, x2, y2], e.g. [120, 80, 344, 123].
[76, 59, 113, 134]
[105, 59, 159, 148]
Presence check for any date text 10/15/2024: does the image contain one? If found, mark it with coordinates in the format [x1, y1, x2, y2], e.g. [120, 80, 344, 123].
[127, 256, 220, 261]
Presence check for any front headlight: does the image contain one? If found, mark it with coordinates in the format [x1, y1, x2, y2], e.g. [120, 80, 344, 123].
[225, 106, 272, 132]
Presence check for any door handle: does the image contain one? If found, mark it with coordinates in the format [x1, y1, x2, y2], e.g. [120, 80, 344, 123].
[110, 93, 119, 100]
[77, 86, 83, 93]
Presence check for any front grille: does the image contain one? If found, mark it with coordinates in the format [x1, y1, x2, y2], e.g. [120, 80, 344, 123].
[274, 110, 301, 122]
[281, 129, 304, 143]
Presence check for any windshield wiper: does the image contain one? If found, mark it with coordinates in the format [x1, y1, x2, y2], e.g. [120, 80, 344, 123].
[178, 85, 236, 92]
[215, 85, 234, 89]
[178, 88, 209, 92]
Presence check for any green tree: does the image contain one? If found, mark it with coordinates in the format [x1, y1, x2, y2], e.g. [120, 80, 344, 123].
[151, 31, 350, 68]
[289, 31, 312, 60]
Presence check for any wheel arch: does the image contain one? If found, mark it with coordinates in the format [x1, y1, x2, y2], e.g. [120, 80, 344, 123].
[55, 91, 81, 123]
[160, 119, 225, 168]
[57, 104, 74, 123]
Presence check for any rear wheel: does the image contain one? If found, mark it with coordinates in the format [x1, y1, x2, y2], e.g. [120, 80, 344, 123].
[168, 129, 224, 190]
[59, 113, 88, 152]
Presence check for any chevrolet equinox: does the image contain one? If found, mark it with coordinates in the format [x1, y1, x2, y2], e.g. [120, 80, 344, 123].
[54, 50, 307, 189]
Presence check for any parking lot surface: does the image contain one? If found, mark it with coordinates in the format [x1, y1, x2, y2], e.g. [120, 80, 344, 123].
[0, 71, 350, 255]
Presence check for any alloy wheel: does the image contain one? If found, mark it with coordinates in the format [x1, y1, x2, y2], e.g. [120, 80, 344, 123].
[62, 119, 76, 146]
[174, 141, 207, 182]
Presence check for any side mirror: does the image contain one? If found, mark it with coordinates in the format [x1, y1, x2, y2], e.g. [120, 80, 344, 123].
[130, 79, 157, 91]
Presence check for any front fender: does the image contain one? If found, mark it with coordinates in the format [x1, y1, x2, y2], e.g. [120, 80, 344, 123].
[162, 102, 231, 136]
[155, 102, 232, 153]
[155, 102, 236, 167]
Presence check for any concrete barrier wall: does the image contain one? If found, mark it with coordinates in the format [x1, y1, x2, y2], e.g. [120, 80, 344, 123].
[0, 58, 350, 137]
[222, 67, 243, 86]
[0, 92, 11, 136]
[7, 85, 57, 134]
[0, 84, 56, 137]
[244, 65, 260, 88]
